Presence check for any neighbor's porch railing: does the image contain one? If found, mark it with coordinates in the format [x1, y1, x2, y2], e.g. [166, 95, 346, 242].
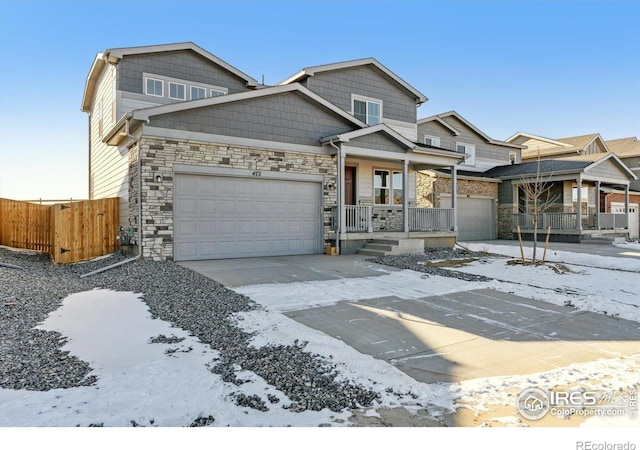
[408, 207, 454, 231]
[599, 213, 628, 229]
[331, 206, 453, 232]
[513, 212, 578, 230]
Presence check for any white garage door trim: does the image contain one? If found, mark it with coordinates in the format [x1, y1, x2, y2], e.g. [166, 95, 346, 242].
[441, 194, 495, 241]
[174, 169, 324, 261]
[611, 202, 639, 239]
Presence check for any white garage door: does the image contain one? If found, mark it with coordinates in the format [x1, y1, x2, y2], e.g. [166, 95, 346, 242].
[174, 174, 323, 261]
[444, 196, 495, 241]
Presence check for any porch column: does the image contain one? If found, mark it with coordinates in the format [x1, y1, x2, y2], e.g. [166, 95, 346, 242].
[625, 184, 630, 214]
[403, 159, 409, 232]
[576, 176, 583, 231]
[595, 181, 601, 230]
[339, 151, 347, 234]
[451, 165, 458, 231]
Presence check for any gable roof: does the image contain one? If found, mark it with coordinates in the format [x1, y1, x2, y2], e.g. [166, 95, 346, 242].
[82, 42, 259, 112]
[509, 131, 610, 159]
[418, 111, 523, 149]
[320, 123, 416, 150]
[278, 57, 427, 105]
[605, 137, 640, 157]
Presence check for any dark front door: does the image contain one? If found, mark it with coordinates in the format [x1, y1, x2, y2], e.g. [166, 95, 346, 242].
[344, 166, 356, 205]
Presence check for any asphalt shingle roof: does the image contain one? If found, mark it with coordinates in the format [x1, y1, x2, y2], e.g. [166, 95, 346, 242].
[483, 159, 591, 179]
[605, 137, 640, 157]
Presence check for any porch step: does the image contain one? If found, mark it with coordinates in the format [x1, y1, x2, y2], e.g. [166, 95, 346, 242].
[357, 238, 424, 257]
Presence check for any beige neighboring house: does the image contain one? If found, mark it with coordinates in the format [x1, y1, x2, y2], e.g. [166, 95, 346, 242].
[416, 111, 524, 240]
[505, 132, 639, 240]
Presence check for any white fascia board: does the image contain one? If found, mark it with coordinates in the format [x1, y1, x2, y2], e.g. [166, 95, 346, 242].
[417, 114, 461, 136]
[81, 53, 106, 112]
[105, 42, 259, 87]
[321, 124, 415, 149]
[506, 131, 572, 147]
[278, 57, 427, 103]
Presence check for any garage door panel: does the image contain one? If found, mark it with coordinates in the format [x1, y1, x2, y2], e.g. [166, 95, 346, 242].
[443, 197, 495, 241]
[175, 174, 322, 260]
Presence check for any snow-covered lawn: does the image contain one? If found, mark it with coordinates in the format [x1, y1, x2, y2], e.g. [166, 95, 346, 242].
[1, 243, 638, 433]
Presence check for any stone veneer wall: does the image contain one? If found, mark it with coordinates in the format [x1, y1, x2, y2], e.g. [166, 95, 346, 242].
[418, 172, 499, 235]
[133, 137, 337, 260]
[128, 143, 140, 246]
[371, 207, 403, 232]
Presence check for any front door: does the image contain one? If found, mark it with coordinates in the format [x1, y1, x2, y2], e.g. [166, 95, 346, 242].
[344, 166, 356, 205]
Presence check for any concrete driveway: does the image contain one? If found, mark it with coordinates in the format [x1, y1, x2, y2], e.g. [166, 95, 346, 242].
[181, 253, 640, 385]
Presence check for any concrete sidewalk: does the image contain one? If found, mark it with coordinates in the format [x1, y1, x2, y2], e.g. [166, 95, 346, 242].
[463, 239, 640, 259]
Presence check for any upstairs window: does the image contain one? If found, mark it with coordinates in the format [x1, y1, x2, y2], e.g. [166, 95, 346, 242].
[145, 77, 163, 97]
[424, 135, 440, 147]
[211, 88, 226, 97]
[457, 142, 476, 166]
[169, 82, 186, 100]
[191, 86, 206, 100]
[352, 95, 382, 125]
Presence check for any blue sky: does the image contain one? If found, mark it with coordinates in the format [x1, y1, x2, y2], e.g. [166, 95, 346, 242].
[0, 0, 638, 200]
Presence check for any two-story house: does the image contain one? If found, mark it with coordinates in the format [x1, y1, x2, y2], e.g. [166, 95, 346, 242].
[415, 111, 524, 240]
[81, 42, 465, 261]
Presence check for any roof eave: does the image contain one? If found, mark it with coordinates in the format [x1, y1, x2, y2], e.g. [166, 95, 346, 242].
[81, 54, 106, 112]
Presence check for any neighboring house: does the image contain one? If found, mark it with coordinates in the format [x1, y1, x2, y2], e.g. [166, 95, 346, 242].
[604, 137, 640, 239]
[415, 111, 524, 240]
[81, 42, 464, 261]
[501, 132, 638, 241]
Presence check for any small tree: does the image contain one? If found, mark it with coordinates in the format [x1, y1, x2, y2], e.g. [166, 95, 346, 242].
[519, 156, 561, 263]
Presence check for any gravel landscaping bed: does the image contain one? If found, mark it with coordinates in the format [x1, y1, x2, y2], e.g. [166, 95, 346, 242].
[367, 247, 495, 282]
[0, 247, 378, 416]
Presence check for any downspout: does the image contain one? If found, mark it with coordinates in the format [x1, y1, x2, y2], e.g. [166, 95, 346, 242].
[328, 138, 341, 254]
[81, 117, 142, 278]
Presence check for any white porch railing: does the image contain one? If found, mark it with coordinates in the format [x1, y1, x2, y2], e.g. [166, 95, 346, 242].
[599, 213, 628, 229]
[409, 207, 454, 231]
[332, 206, 453, 232]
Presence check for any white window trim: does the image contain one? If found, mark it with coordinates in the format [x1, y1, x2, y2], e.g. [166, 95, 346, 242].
[351, 94, 383, 125]
[457, 142, 476, 167]
[572, 186, 589, 217]
[373, 168, 403, 206]
[210, 88, 227, 97]
[424, 135, 440, 147]
[190, 85, 206, 100]
[168, 82, 186, 100]
[145, 77, 164, 97]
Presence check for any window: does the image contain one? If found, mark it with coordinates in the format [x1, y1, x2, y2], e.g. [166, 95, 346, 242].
[374, 169, 403, 205]
[572, 186, 589, 215]
[424, 135, 440, 147]
[145, 77, 163, 97]
[352, 95, 381, 125]
[169, 82, 186, 100]
[210, 88, 226, 97]
[457, 142, 476, 166]
[191, 86, 206, 100]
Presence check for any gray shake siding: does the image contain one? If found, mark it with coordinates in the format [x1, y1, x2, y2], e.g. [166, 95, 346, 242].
[118, 50, 249, 95]
[586, 159, 631, 180]
[347, 132, 407, 153]
[304, 66, 416, 123]
[149, 92, 356, 147]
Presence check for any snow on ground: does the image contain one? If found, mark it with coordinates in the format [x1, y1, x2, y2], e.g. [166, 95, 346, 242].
[2, 245, 638, 429]
[0, 289, 350, 427]
[463, 242, 640, 272]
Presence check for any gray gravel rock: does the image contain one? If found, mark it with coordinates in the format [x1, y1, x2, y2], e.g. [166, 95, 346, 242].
[368, 247, 494, 282]
[1, 247, 379, 416]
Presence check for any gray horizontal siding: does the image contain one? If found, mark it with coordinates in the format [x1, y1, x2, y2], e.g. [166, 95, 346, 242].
[148, 92, 356, 147]
[587, 159, 630, 180]
[347, 132, 406, 153]
[306, 66, 416, 123]
[418, 116, 520, 168]
[118, 50, 249, 95]
[498, 180, 514, 204]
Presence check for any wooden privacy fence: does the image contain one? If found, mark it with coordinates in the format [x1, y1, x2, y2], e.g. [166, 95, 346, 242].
[0, 198, 119, 264]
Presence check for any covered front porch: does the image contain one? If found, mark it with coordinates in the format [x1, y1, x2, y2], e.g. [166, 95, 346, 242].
[321, 124, 464, 254]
